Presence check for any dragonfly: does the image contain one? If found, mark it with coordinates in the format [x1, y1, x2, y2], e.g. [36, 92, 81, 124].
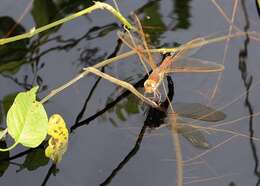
[144, 38, 225, 97]
[118, 21, 226, 149]
[118, 26, 224, 100]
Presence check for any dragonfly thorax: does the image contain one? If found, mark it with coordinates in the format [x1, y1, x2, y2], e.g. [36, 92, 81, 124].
[144, 79, 157, 93]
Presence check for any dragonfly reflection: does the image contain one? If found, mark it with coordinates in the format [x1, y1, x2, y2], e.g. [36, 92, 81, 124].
[169, 102, 226, 149]
[145, 77, 226, 149]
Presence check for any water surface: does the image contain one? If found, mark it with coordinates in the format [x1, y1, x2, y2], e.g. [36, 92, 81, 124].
[0, 0, 260, 186]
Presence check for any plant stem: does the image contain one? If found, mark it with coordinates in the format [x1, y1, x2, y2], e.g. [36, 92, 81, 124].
[0, 140, 19, 152]
[40, 50, 136, 104]
[0, 2, 133, 45]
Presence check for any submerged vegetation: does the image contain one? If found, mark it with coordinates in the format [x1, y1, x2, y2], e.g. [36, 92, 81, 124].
[0, 0, 260, 186]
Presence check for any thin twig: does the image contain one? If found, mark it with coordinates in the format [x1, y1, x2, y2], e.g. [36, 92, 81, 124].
[210, 0, 238, 100]
[0, 2, 133, 45]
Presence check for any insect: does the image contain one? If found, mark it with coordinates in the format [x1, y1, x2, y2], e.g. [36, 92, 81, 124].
[143, 38, 225, 98]
[118, 22, 224, 100]
[118, 25, 227, 150]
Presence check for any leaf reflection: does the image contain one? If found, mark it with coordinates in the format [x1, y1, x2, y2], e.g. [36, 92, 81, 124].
[0, 16, 29, 74]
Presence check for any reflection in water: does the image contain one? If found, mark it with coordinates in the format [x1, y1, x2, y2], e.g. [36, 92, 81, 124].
[99, 124, 146, 186]
[0, 36, 125, 186]
[1, 1, 259, 185]
[170, 0, 191, 30]
[239, 0, 260, 185]
[73, 38, 122, 126]
[0, 16, 28, 71]
[0, 2, 124, 183]
[255, 0, 260, 17]
[0, 6, 119, 91]
[0, 16, 37, 90]
[0, 15, 119, 124]
[0, 142, 9, 177]
[30, 23, 119, 68]
[42, 163, 58, 186]
[99, 76, 174, 186]
[174, 102, 226, 122]
[70, 70, 150, 132]
[134, 0, 166, 45]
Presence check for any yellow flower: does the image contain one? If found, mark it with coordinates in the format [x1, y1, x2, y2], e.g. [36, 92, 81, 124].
[45, 114, 69, 164]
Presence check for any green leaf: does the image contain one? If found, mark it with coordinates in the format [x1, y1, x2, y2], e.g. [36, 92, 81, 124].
[6, 87, 48, 148]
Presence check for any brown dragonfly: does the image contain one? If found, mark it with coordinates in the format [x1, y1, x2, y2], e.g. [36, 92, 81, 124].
[118, 27, 224, 99]
[118, 22, 226, 149]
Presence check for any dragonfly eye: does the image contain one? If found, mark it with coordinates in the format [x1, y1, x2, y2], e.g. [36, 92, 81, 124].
[144, 79, 156, 93]
[170, 51, 176, 56]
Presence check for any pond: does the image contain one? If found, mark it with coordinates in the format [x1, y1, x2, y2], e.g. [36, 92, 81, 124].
[0, 0, 260, 186]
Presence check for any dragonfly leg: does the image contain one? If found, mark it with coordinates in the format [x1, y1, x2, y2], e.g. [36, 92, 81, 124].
[85, 67, 159, 108]
[154, 89, 162, 102]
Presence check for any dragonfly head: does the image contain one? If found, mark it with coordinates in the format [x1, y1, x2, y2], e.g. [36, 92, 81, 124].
[144, 79, 157, 93]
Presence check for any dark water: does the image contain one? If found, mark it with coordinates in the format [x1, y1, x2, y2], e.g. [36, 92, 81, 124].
[0, 0, 260, 185]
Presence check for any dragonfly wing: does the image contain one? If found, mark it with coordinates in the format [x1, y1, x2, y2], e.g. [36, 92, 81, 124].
[179, 37, 207, 57]
[167, 114, 211, 149]
[117, 30, 158, 70]
[117, 31, 140, 48]
[163, 57, 224, 73]
[176, 124, 211, 149]
[174, 102, 226, 122]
